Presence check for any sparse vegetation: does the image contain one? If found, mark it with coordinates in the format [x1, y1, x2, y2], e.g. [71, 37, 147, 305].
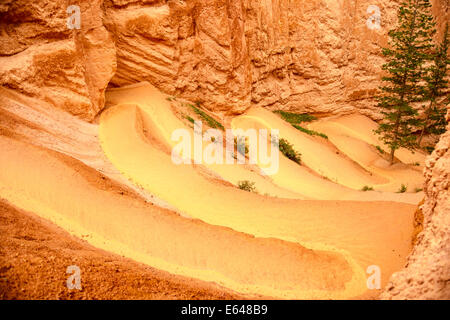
[273, 110, 328, 139]
[375, 145, 385, 154]
[274, 110, 317, 124]
[279, 138, 302, 165]
[166, 96, 177, 102]
[189, 104, 224, 130]
[238, 180, 257, 193]
[397, 184, 408, 193]
[361, 186, 374, 191]
[234, 137, 249, 156]
[415, 187, 424, 193]
[189, 102, 225, 130]
[292, 124, 328, 139]
[184, 115, 195, 124]
[374, 0, 445, 164]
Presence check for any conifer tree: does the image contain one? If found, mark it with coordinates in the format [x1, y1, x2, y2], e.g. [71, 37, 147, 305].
[418, 23, 449, 146]
[375, 0, 436, 164]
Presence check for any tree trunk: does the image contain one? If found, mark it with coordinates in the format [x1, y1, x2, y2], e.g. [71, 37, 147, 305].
[418, 101, 434, 147]
[417, 121, 428, 147]
[390, 148, 395, 165]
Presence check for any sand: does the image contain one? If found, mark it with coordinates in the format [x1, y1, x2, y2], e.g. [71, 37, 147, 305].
[0, 199, 241, 300]
[308, 115, 426, 192]
[98, 82, 419, 298]
[0, 82, 424, 299]
[0, 135, 365, 299]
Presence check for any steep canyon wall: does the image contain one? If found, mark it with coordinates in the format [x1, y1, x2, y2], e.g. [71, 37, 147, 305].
[0, 0, 448, 299]
[0, 0, 447, 119]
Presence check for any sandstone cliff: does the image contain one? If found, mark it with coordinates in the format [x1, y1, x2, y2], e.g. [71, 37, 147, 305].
[0, 0, 116, 121]
[1, 0, 447, 119]
[103, 0, 400, 116]
[382, 111, 450, 300]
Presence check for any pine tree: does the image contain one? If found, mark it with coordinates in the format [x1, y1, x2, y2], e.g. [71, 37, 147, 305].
[375, 0, 436, 164]
[417, 23, 449, 146]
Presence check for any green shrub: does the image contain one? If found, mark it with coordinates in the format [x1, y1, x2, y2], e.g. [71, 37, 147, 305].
[397, 184, 407, 193]
[415, 187, 423, 193]
[274, 110, 317, 124]
[238, 180, 256, 193]
[425, 146, 435, 154]
[189, 104, 224, 130]
[234, 137, 249, 156]
[292, 124, 328, 139]
[279, 138, 301, 164]
[361, 186, 374, 191]
[185, 115, 195, 124]
[375, 145, 385, 154]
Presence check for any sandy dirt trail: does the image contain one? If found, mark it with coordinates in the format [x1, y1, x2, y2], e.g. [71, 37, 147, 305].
[105, 85, 305, 200]
[235, 108, 387, 189]
[106, 84, 422, 204]
[99, 83, 417, 299]
[231, 115, 423, 203]
[309, 115, 425, 192]
[236, 108, 425, 194]
[315, 114, 427, 165]
[0, 135, 363, 299]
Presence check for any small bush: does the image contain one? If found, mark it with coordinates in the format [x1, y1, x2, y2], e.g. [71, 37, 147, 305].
[189, 104, 224, 130]
[274, 110, 317, 124]
[273, 110, 327, 139]
[361, 186, 374, 191]
[234, 137, 249, 156]
[279, 138, 302, 164]
[415, 187, 423, 193]
[425, 146, 435, 154]
[292, 124, 328, 139]
[397, 184, 407, 193]
[375, 145, 385, 154]
[185, 115, 195, 124]
[238, 180, 256, 193]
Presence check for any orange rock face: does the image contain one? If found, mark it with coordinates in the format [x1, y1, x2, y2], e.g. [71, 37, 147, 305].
[382, 110, 450, 300]
[1, 0, 447, 119]
[0, 0, 116, 121]
[103, 0, 447, 118]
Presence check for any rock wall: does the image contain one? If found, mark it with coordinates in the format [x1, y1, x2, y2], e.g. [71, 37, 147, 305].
[103, 0, 447, 117]
[382, 111, 450, 300]
[103, 0, 396, 116]
[1, 0, 447, 119]
[0, 0, 116, 121]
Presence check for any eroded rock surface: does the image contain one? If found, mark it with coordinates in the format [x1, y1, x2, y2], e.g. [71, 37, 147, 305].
[0, 0, 447, 119]
[103, 0, 447, 118]
[382, 112, 450, 300]
[0, 0, 116, 121]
